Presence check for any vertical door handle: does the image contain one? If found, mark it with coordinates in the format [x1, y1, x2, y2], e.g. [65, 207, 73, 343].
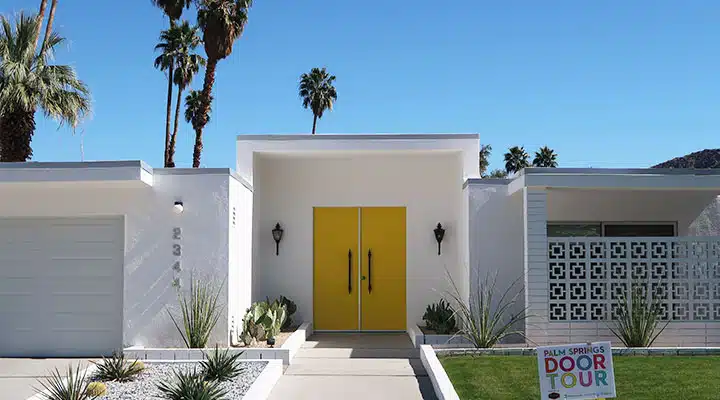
[367, 249, 372, 294]
[348, 249, 352, 294]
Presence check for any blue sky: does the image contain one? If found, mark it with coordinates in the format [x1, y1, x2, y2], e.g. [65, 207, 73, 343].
[2, 1, 719, 170]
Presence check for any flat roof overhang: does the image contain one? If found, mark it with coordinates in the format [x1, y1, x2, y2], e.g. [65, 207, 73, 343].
[507, 168, 720, 194]
[0, 161, 154, 188]
[236, 133, 480, 185]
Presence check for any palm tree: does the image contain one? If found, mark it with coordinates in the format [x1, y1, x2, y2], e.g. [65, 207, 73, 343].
[166, 22, 205, 168]
[185, 90, 211, 167]
[151, 0, 191, 22]
[39, 0, 58, 52]
[195, 0, 253, 168]
[298, 67, 337, 134]
[504, 146, 530, 175]
[479, 144, 492, 177]
[155, 27, 181, 167]
[33, 0, 48, 49]
[0, 13, 91, 162]
[488, 169, 508, 179]
[533, 146, 558, 168]
[152, 0, 192, 167]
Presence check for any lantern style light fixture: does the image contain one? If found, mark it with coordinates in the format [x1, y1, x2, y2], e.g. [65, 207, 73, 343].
[272, 223, 284, 256]
[434, 223, 445, 255]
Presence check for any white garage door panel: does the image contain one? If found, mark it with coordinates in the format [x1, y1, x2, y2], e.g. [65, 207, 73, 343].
[0, 217, 124, 357]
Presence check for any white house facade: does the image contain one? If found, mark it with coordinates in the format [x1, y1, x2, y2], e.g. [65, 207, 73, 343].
[1, 133, 719, 357]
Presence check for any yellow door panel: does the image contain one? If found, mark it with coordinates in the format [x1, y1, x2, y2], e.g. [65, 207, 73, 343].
[313, 207, 359, 330]
[360, 207, 407, 331]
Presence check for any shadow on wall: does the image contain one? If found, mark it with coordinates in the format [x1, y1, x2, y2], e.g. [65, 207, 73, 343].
[123, 184, 231, 348]
[689, 196, 720, 236]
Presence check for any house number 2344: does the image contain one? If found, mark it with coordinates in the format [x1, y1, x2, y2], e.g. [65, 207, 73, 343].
[172, 227, 182, 287]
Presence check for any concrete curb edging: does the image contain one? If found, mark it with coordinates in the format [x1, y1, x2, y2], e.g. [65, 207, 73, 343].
[241, 359, 283, 400]
[26, 364, 98, 400]
[409, 325, 474, 348]
[125, 321, 313, 365]
[408, 324, 424, 347]
[281, 321, 313, 363]
[420, 345, 459, 400]
[434, 346, 720, 357]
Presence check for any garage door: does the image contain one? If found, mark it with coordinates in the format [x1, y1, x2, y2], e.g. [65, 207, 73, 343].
[0, 217, 123, 357]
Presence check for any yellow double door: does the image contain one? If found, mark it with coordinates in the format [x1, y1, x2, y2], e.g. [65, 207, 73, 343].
[313, 207, 406, 331]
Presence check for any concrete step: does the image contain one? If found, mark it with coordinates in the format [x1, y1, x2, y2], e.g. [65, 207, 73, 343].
[268, 375, 437, 400]
[295, 347, 419, 359]
[285, 357, 427, 377]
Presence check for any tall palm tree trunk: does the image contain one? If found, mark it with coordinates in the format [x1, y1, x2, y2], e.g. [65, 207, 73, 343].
[311, 114, 317, 135]
[163, 63, 174, 167]
[194, 57, 218, 168]
[34, 0, 48, 49]
[192, 128, 203, 168]
[40, 0, 57, 51]
[0, 109, 36, 162]
[167, 85, 184, 168]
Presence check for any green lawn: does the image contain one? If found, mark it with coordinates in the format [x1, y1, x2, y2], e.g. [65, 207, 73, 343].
[440, 355, 720, 400]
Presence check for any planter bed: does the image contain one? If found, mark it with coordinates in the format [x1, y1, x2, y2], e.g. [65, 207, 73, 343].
[124, 321, 313, 365]
[89, 361, 266, 400]
[408, 324, 472, 348]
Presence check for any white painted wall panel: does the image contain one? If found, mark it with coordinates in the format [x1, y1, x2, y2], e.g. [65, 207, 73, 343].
[228, 176, 253, 341]
[0, 217, 123, 357]
[0, 172, 232, 349]
[252, 152, 466, 328]
[467, 183, 525, 341]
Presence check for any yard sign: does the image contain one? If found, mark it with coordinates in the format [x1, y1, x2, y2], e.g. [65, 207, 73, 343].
[536, 342, 616, 399]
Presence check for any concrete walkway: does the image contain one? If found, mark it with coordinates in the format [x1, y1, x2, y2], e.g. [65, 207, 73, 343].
[0, 358, 94, 400]
[268, 333, 437, 400]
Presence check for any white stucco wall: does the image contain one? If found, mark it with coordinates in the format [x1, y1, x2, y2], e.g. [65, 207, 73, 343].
[228, 176, 253, 340]
[0, 170, 234, 348]
[467, 181, 525, 338]
[252, 152, 467, 329]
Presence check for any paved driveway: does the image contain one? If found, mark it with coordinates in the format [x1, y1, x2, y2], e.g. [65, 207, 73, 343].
[0, 359, 94, 400]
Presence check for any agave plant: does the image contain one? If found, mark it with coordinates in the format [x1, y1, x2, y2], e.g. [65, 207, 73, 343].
[91, 351, 144, 382]
[608, 281, 670, 347]
[445, 270, 529, 348]
[34, 364, 95, 400]
[201, 345, 245, 382]
[157, 368, 227, 400]
[168, 276, 225, 348]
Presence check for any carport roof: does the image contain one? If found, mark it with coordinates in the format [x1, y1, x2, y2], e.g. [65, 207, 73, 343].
[464, 168, 720, 194]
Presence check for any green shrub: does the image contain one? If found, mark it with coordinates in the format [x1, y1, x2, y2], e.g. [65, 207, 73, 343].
[241, 299, 288, 345]
[157, 369, 227, 400]
[607, 282, 669, 347]
[241, 301, 268, 345]
[168, 276, 225, 348]
[91, 351, 144, 382]
[84, 382, 107, 397]
[263, 299, 287, 341]
[446, 270, 529, 348]
[35, 364, 94, 400]
[423, 299, 457, 334]
[279, 295, 297, 330]
[201, 345, 245, 382]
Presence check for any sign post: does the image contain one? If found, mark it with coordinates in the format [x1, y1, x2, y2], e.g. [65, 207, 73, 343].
[536, 342, 616, 399]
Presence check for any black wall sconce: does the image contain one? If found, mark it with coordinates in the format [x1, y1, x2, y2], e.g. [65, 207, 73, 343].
[272, 223, 284, 255]
[434, 223, 445, 255]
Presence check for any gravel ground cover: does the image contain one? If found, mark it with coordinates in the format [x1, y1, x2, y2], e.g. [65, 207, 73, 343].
[90, 361, 267, 399]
